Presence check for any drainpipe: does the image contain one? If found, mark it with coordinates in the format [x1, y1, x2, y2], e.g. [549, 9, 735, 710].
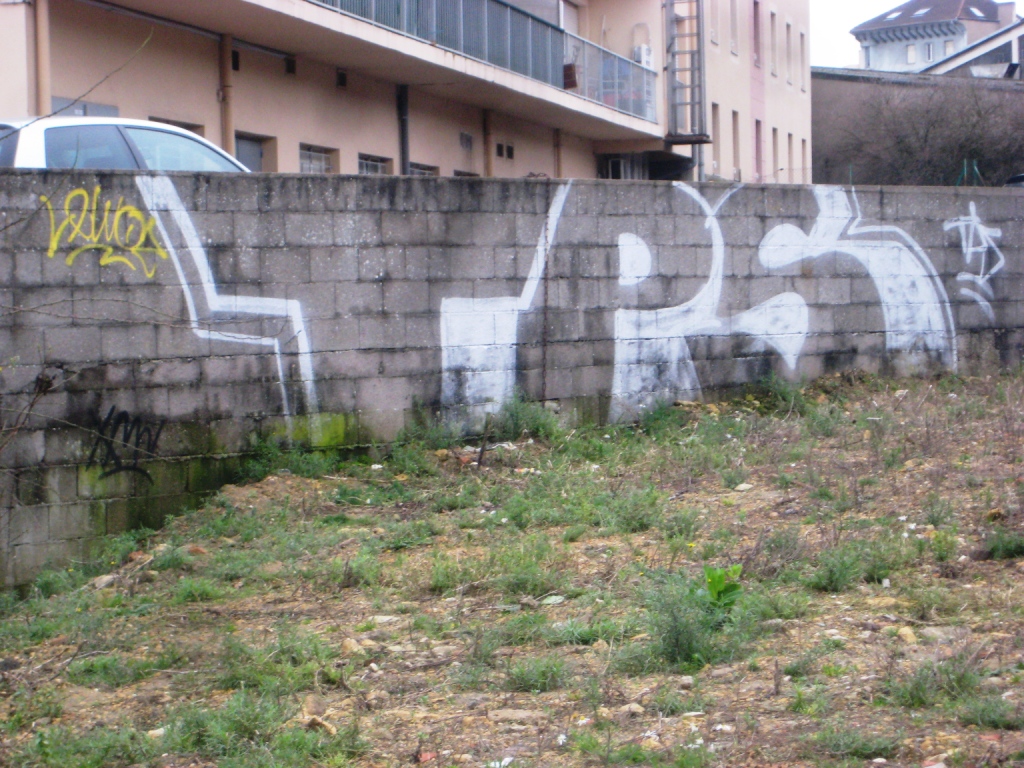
[219, 34, 235, 155]
[553, 128, 563, 178]
[35, 0, 51, 116]
[483, 109, 494, 177]
[397, 84, 410, 175]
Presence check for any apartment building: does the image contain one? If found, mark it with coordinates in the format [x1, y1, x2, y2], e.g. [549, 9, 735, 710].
[1, 0, 810, 183]
[853, 0, 1016, 73]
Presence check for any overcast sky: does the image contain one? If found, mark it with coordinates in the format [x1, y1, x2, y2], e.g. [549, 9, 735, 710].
[811, 0, 1024, 67]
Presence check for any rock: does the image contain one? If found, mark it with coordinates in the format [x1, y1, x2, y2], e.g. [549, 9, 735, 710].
[678, 675, 695, 690]
[456, 694, 488, 710]
[340, 638, 364, 656]
[432, 646, 458, 658]
[90, 574, 117, 590]
[146, 727, 165, 739]
[136, 570, 157, 584]
[541, 595, 566, 606]
[592, 639, 609, 652]
[710, 667, 731, 679]
[734, 483, 754, 492]
[359, 639, 380, 649]
[897, 627, 918, 645]
[364, 690, 390, 709]
[305, 716, 337, 735]
[186, 545, 209, 556]
[619, 702, 645, 716]
[487, 709, 547, 724]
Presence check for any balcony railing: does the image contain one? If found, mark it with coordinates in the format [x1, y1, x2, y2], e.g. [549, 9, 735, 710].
[309, 0, 657, 123]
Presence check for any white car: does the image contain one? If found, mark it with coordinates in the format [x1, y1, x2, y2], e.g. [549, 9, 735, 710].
[0, 117, 249, 172]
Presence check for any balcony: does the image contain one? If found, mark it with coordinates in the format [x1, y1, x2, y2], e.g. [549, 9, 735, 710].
[310, 0, 657, 123]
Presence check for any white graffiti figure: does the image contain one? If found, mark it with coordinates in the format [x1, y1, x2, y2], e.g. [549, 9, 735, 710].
[440, 183, 572, 424]
[135, 176, 320, 440]
[610, 183, 810, 421]
[759, 186, 958, 373]
[944, 202, 1005, 323]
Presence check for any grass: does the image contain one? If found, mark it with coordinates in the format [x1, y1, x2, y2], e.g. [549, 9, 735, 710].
[6, 372, 1024, 768]
[812, 725, 901, 759]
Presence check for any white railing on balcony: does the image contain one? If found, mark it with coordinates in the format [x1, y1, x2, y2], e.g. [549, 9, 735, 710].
[309, 0, 657, 123]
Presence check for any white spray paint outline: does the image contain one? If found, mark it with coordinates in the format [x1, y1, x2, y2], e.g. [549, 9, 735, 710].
[440, 182, 572, 420]
[759, 186, 958, 372]
[610, 182, 809, 421]
[944, 201, 1006, 323]
[135, 175, 320, 440]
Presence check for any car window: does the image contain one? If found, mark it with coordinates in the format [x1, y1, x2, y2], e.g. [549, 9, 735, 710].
[44, 125, 138, 169]
[124, 127, 242, 172]
[0, 126, 18, 168]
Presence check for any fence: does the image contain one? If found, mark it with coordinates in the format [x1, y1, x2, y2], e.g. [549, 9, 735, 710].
[311, 0, 657, 121]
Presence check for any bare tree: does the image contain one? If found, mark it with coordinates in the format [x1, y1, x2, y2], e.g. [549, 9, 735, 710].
[816, 78, 1024, 187]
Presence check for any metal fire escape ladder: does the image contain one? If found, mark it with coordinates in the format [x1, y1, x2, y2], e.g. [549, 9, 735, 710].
[666, 0, 710, 145]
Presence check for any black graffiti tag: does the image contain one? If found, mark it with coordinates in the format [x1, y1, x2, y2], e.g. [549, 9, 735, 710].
[86, 406, 165, 482]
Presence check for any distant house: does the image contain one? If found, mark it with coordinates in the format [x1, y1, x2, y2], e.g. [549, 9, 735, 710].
[853, 0, 1016, 73]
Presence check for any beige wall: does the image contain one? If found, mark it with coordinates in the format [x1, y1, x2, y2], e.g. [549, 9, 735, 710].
[43, 0, 592, 177]
[0, 5, 35, 118]
[703, 0, 811, 182]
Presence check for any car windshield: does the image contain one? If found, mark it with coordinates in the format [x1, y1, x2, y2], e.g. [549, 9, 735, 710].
[44, 125, 138, 169]
[0, 126, 19, 168]
[124, 127, 243, 172]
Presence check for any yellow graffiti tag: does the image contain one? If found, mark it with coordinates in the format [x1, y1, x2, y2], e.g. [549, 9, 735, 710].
[41, 186, 169, 278]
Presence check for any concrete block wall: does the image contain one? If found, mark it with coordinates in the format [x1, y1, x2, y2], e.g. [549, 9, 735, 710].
[0, 171, 1021, 585]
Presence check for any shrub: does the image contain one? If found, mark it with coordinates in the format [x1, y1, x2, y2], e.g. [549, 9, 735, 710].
[490, 393, 561, 442]
[807, 545, 862, 593]
[812, 725, 900, 759]
[506, 656, 566, 692]
[173, 578, 224, 604]
[959, 697, 1024, 730]
[982, 528, 1024, 560]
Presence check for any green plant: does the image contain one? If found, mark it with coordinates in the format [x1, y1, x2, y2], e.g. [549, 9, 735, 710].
[323, 551, 383, 589]
[173, 577, 224, 603]
[490, 392, 561, 442]
[3, 686, 63, 734]
[67, 649, 182, 689]
[807, 545, 862, 593]
[789, 684, 828, 715]
[812, 725, 900, 759]
[703, 564, 743, 611]
[382, 519, 440, 551]
[12, 726, 156, 767]
[646, 578, 716, 667]
[491, 535, 567, 597]
[931, 529, 958, 563]
[959, 697, 1024, 730]
[982, 528, 1024, 560]
[506, 655, 566, 692]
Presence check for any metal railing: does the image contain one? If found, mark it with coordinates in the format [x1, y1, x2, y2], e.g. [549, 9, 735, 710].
[309, 0, 657, 122]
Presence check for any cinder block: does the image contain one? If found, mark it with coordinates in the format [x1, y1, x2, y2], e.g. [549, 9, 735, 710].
[310, 247, 359, 282]
[284, 213, 333, 247]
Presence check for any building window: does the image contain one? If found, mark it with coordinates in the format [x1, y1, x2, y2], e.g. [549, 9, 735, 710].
[453, 170, 480, 177]
[787, 132, 794, 183]
[801, 139, 807, 183]
[771, 127, 779, 182]
[944, 39, 955, 56]
[906, 44, 917, 65]
[409, 162, 439, 177]
[863, 46, 872, 69]
[752, 1, 761, 65]
[560, 0, 579, 35]
[729, 0, 738, 53]
[711, 103, 721, 174]
[800, 32, 807, 90]
[755, 119, 763, 181]
[770, 12, 778, 75]
[925, 42, 934, 61]
[358, 153, 392, 174]
[300, 144, 336, 173]
[786, 22, 792, 82]
[236, 134, 266, 172]
[732, 110, 741, 180]
[709, 0, 719, 43]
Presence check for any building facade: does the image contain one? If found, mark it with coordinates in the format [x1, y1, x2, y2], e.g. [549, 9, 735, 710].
[853, 0, 1016, 73]
[1, 0, 810, 183]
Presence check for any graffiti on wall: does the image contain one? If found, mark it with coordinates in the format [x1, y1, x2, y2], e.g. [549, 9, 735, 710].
[86, 405, 165, 482]
[135, 176, 320, 439]
[944, 202, 1006, 323]
[440, 182, 572, 423]
[41, 186, 169, 277]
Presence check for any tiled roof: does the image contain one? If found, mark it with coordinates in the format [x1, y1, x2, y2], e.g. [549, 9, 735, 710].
[852, 0, 1000, 34]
